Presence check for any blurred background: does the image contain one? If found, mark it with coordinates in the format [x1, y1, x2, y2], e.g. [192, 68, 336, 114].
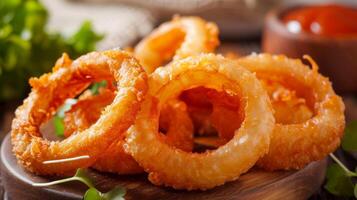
[0, 0, 356, 199]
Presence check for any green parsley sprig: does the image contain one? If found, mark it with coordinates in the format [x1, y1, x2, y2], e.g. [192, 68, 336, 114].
[53, 98, 77, 137]
[325, 121, 357, 198]
[33, 168, 126, 200]
[0, 0, 103, 101]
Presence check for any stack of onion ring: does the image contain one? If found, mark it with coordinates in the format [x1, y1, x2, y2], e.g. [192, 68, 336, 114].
[61, 16, 217, 174]
[10, 16, 346, 192]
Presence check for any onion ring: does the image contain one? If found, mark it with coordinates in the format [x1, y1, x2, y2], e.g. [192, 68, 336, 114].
[237, 54, 345, 170]
[125, 54, 275, 190]
[11, 50, 147, 175]
[63, 91, 193, 174]
[62, 88, 144, 174]
[134, 16, 219, 73]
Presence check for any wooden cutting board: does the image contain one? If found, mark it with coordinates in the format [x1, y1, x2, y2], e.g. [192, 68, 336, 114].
[1, 134, 326, 200]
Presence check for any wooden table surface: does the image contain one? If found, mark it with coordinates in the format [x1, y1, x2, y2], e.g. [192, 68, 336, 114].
[1, 131, 327, 200]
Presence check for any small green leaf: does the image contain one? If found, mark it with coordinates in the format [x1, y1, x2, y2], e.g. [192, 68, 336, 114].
[84, 188, 102, 200]
[0, 0, 102, 102]
[32, 168, 126, 200]
[341, 121, 357, 152]
[74, 168, 95, 188]
[53, 115, 64, 137]
[90, 80, 107, 95]
[325, 163, 354, 197]
[103, 186, 126, 200]
[68, 21, 103, 54]
[53, 98, 77, 137]
[354, 184, 357, 199]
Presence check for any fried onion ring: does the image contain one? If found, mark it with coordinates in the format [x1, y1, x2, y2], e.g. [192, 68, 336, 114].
[63, 91, 193, 174]
[11, 50, 147, 175]
[62, 88, 143, 174]
[237, 54, 345, 170]
[134, 16, 219, 73]
[125, 54, 275, 190]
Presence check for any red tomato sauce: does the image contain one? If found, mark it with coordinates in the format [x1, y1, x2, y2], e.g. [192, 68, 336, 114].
[282, 4, 357, 37]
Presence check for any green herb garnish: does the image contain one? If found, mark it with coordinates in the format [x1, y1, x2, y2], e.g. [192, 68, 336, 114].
[53, 115, 65, 137]
[85, 185, 126, 200]
[341, 121, 357, 152]
[325, 121, 357, 198]
[325, 154, 357, 197]
[53, 98, 77, 137]
[33, 168, 126, 200]
[0, 0, 103, 101]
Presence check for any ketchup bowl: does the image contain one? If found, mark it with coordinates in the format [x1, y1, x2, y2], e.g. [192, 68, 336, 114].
[263, 4, 357, 94]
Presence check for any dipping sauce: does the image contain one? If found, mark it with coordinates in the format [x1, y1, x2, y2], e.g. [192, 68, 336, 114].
[282, 4, 357, 37]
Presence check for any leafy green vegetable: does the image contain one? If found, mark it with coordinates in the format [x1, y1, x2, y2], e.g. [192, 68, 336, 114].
[325, 163, 354, 197]
[33, 168, 126, 200]
[0, 0, 103, 101]
[341, 120, 357, 152]
[53, 115, 65, 137]
[84, 188, 102, 200]
[53, 98, 77, 137]
[52, 79, 107, 136]
[325, 121, 357, 198]
[325, 153, 357, 197]
[68, 21, 103, 54]
[84, 186, 126, 200]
